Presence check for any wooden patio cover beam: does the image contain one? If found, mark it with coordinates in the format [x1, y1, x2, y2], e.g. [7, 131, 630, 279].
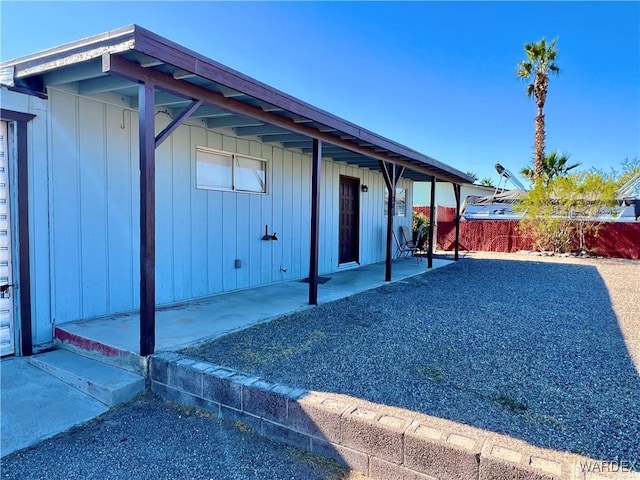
[101, 54, 460, 183]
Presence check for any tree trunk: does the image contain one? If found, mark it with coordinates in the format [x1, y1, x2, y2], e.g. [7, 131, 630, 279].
[534, 107, 545, 181]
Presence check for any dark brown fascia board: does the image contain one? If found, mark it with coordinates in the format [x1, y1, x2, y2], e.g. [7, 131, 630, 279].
[1, 25, 137, 77]
[103, 54, 466, 184]
[3, 24, 472, 184]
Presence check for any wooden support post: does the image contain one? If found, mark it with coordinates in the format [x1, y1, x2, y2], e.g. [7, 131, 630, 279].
[453, 184, 461, 261]
[379, 161, 404, 282]
[427, 176, 436, 269]
[308, 139, 322, 305]
[379, 161, 395, 282]
[139, 82, 156, 356]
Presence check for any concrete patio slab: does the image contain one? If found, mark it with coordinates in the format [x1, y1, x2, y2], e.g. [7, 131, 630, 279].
[56, 257, 452, 355]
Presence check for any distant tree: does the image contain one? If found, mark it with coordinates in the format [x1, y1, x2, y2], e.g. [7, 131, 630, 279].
[516, 37, 561, 182]
[479, 178, 494, 187]
[614, 157, 640, 187]
[520, 151, 580, 186]
[465, 171, 479, 183]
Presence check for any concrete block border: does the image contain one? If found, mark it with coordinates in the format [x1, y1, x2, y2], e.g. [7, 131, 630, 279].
[150, 352, 638, 480]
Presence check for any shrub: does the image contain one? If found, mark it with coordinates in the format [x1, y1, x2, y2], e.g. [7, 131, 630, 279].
[413, 212, 429, 246]
[516, 172, 618, 253]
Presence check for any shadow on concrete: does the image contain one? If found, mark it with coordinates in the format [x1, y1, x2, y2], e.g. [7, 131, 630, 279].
[184, 258, 640, 464]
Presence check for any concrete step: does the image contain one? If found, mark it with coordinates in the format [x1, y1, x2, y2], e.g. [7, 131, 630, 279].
[54, 327, 147, 377]
[29, 350, 145, 407]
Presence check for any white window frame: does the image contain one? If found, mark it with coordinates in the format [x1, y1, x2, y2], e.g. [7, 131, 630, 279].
[196, 146, 233, 191]
[234, 153, 268, 194]
[196, 146, 268, 195]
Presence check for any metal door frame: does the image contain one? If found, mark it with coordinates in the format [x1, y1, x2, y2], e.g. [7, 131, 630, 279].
[1, 109, 35, 356]
[338, 175, 360, 265]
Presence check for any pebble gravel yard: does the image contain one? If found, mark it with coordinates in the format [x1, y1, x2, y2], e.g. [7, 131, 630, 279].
[185, 253, 640, 466]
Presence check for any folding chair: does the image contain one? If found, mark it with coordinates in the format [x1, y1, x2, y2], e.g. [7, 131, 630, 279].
[394, 225, 420, 259]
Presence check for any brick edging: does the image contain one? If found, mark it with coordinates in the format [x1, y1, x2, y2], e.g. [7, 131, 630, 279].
[150, 352, 637, 480]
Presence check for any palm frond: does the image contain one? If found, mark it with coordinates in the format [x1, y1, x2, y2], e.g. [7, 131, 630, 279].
[526, 84, 534, 97]
[516, 61, 532, 78]
[520, 166, 535, 180]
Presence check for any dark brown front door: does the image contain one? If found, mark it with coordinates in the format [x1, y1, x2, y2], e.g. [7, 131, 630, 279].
[339, 176, 359, 264]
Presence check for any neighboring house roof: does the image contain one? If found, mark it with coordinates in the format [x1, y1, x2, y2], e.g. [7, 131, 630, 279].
[617, 171, 640, 200]
[461, 184, 496, 195]
[468, 189, 525, 205]
[414, 182, 495, 207]
[0, 25, 473, 185]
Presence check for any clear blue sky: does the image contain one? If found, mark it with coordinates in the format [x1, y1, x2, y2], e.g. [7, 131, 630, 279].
[1, 1, 638, 184]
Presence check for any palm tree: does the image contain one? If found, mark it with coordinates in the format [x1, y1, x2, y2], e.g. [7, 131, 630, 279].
[520, 150, 580, 186]
[479, 178, 495, 187]
[516, 37, 561, 182]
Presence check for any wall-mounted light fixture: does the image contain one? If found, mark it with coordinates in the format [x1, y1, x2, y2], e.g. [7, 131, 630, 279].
[361, 184, 369, 193]
[261, 225, 278, 241]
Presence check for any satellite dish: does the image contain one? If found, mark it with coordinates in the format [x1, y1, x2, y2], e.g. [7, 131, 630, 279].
[494, 163, 527, 191]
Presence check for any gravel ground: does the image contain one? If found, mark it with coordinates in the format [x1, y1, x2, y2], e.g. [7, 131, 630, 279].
[0, 393, 359, 480]
[185, 253, 640, 465]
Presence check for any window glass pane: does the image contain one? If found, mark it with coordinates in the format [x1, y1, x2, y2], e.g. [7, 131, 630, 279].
[197, 148, 232, 190]
[383, 187, 407, 216]
[235, 155, 266, 193]
[384, 187, 390, 216]
[396, 188, 406, 216]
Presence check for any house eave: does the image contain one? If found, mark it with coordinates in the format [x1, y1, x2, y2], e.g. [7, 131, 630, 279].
[1, 24, 474, 185]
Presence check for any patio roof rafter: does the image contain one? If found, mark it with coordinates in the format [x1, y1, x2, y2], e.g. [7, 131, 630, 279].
[100, 53, 464, 183]
[4, 25, 473, 184]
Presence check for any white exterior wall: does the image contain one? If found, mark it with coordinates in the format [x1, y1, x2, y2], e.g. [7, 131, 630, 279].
[44, 89, 412, 326]
[1, 89, 52, 348]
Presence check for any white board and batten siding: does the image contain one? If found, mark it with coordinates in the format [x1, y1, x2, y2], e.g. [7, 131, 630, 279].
[12, 88, 413, 338]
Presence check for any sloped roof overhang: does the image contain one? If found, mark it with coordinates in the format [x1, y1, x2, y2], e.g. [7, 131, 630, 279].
[1, 24, 473, 185]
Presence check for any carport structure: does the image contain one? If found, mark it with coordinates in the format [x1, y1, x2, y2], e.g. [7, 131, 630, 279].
[4, 25, 473, 355]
